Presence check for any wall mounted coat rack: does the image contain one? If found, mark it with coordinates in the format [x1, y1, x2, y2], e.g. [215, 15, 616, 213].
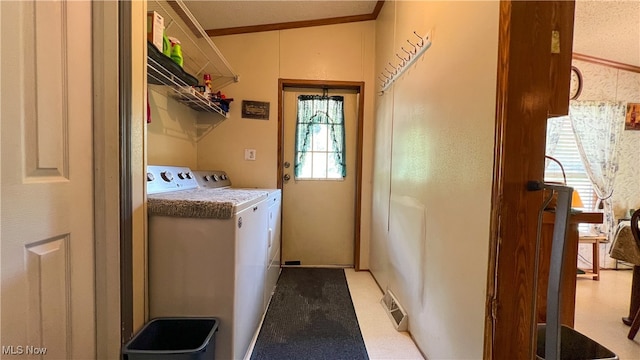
[379, 30, 433, 93]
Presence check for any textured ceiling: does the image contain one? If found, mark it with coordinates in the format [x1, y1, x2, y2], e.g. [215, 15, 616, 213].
[184, 0, 379, 31]
[573, 0, 640, 66]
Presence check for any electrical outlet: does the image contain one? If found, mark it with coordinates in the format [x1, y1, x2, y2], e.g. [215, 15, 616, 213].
[244, 149, 256, 161]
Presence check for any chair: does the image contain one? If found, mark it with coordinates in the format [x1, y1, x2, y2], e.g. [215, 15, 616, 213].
[627, 208, 640, 340]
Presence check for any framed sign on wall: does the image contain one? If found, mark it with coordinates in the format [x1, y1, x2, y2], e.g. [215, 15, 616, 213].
[242, 100, 270, 120]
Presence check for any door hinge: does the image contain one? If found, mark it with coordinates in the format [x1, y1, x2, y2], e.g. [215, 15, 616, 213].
[491, 297, 498, 321]
[551, 30, 561, 54]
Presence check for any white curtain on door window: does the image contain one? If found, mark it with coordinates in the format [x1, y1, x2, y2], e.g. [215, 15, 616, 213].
[569, 100, 626, 241]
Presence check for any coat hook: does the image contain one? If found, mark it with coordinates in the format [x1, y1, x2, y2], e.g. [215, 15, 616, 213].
[406, 39, 417, 54]
[413, 31, 424, 47]
[388, 62, 398, 74]
[401, 47, 412, 57]
[385, 68, 395, 76]
[382, 73, 391, 80]
[396, 53, 409, 63]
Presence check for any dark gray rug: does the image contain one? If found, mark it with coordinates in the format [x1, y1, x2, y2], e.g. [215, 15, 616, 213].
[250, 268, 369, 360]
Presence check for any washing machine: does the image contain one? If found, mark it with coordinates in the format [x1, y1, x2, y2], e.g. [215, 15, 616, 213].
[146, 165, 270, 360]
[192, 169, 282, 309]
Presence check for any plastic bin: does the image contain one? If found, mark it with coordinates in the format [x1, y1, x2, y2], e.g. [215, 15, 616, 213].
[536, 324, 618, 360]
[123, 317, 219, 360]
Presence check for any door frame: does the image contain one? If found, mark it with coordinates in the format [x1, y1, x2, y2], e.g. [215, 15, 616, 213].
[93, 1, 124, 358]
[277, 79, 365, 270]
[485, 1, 575, 358]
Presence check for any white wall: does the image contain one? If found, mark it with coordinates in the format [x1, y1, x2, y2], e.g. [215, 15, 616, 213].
[370, 1, 499, 358]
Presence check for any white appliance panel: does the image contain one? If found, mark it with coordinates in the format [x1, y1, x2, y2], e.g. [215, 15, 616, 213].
[149, 201, 267, 360]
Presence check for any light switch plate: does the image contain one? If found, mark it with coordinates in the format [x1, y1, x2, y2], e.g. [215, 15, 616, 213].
[244, 149, 256, 161]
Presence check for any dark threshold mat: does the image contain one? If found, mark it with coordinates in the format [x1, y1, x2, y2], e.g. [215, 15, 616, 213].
[250, 268, 369, 360]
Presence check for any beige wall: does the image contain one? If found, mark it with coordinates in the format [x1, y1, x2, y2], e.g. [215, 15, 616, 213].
[370, 1, 499, 358]
[147, 86, 199, 168]
[195, 22, 376, 267]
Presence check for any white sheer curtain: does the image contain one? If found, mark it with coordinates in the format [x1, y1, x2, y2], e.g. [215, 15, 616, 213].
[545, 116, 567, 159]
[569, 100, 626, 240]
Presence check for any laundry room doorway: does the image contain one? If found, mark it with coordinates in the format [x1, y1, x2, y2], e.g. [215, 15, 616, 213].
[279, 80, 364, 268]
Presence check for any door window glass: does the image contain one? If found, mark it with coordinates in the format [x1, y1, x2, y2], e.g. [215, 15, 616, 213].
[294, 95, 346, 180]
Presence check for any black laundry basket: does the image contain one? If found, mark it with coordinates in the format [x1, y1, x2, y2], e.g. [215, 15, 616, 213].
[536, 324, 618, 360]
[122, 317, 219, 360]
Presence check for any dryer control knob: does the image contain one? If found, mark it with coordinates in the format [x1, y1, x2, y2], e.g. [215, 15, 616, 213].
[185, 172, 192, 179]
[212, 174, 219, 182]
[161, 171, 173, 182]
[177, 172, 185, 180]
[147, 173, 155, 182]
[221, 174, 227, 180]
[203, 176, 210, 182]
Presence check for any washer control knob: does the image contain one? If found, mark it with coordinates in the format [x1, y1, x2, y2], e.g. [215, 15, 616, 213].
[221, 174, 227, 180]
[185, 172, 192, 179]
[203, 175, 210, 182]
[161, 171, 173, 182]
[147, 173, 155, 182]
[212, 174, 219, 182]
[177, 172, 185, 180]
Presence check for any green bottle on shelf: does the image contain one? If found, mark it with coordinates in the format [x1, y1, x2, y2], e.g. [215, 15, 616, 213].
[168, 37, 183, 67]
[162, 32, 171, 57]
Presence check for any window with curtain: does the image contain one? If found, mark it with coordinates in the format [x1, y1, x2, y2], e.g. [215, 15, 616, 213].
[294, 95, 346, 180]
[545, 118, 596, 212]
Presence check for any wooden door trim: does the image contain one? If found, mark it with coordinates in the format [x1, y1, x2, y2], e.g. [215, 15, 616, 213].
[485, 1, 575, 359]
[204, 1, 385, 37]
[277, 79, 365, 270]
[573, 53, 640, 73]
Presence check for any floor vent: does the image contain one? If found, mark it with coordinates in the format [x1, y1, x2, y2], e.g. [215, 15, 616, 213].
[380, 290, 408, 331]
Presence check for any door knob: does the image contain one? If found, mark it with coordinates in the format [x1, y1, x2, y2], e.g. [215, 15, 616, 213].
[283, 174, 291, 181]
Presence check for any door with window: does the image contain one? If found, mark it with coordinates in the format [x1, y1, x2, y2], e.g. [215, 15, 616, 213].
[282, 88, 358, 266]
